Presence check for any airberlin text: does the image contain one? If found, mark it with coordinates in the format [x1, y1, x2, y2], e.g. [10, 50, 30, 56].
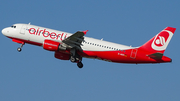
[28, 28, 67, 41]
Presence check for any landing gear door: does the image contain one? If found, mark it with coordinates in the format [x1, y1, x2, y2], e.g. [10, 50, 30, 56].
[20, 25, 27, 34]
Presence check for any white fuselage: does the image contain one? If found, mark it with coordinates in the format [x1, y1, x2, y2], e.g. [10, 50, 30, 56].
[2, 23, 133, 51]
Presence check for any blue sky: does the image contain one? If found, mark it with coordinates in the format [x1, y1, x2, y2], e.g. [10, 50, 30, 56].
[0, 0, 180, 101]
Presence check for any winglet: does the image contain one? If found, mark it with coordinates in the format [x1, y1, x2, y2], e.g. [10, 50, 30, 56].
[82, 30, 88, 35]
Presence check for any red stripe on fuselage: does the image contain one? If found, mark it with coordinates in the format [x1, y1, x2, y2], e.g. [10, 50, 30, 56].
[7, 38, 171, 64]
[8, 37, 43, 46]
[81, 49, 172, 63]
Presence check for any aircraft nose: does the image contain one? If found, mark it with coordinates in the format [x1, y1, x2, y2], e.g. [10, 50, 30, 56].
[2, 28, 9, 36]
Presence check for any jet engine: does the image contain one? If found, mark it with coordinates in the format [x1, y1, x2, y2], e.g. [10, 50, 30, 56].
[43, 39, 66, 51]
[54, 52, 70, 60]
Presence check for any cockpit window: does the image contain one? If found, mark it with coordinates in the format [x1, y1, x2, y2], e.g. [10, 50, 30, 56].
[11, 25, 16, 28]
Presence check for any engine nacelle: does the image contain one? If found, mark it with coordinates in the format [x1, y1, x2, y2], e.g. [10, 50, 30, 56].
[54, 52, 70, 60]
[43, 40, 66, 51]
[43, 40, 60, 51]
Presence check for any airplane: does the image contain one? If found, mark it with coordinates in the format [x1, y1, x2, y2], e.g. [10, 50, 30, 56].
[2, 23, 176, 68]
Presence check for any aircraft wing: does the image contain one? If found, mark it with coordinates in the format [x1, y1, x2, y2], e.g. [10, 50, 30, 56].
[62, 30, 88, 50]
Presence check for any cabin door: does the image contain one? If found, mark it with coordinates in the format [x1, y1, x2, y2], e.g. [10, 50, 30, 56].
[20, 25, 26, 34]
[130, 49, 138, 59]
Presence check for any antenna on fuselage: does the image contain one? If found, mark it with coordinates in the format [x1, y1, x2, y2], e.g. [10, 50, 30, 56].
[28, 22, 31, 25]
[101, 38, 103, 41]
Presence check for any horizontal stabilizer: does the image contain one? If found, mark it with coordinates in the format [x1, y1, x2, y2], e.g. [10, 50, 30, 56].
[148, 53, 163, 59]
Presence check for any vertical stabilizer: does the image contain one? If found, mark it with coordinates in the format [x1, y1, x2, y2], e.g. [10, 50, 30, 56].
[139, 27, 176, 54]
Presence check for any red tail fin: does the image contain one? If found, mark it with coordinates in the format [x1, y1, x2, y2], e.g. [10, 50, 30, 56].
[139, 27, 176, 54]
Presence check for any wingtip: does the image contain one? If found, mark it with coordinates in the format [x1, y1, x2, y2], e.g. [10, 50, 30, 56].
[82, 30, 88, 35]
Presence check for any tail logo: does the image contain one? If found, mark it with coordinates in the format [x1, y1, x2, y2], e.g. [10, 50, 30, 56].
[155, 36, 166, 46]
[151, 30, 173, 51]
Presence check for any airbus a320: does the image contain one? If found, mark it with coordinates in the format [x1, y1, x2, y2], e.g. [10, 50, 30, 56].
[2, 23, 176, 68]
